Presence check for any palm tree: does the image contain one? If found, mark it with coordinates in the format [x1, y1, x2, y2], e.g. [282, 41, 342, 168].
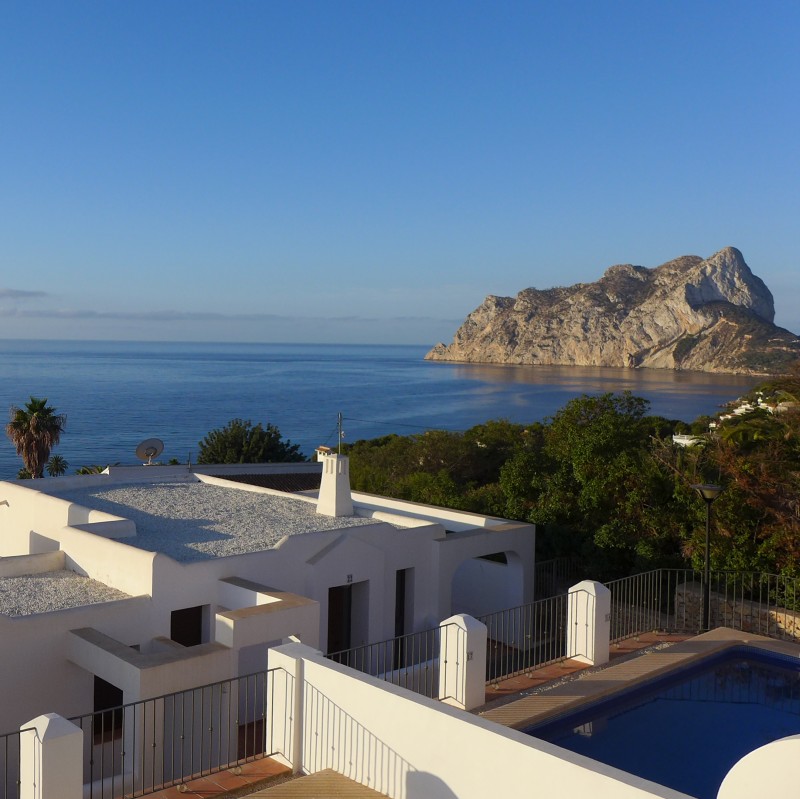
[46, 454, 69, 477]
[6, 397, 67, 479]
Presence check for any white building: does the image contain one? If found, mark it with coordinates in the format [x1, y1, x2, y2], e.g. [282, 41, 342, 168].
[2, 455, 796, 799]
[0, 453, 535, 735]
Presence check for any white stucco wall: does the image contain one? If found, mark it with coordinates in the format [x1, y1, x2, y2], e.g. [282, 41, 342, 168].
[451, 556, 524, 617]
[270, 643, 692, 799]
[0, 596, 153, 730]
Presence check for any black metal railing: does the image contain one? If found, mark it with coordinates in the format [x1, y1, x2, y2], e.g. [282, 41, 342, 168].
[327, 622, 465, 702]
[0, 729, 28, 799]
[534, 556, 584, 600]
[606, 569, 800, 642]
[69, 668, 282, 798]
[605, 568, 673, 641]
[479, 591, 592, 684]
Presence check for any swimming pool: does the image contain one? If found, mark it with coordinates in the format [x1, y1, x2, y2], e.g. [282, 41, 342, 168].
[526, 646, 800, 799]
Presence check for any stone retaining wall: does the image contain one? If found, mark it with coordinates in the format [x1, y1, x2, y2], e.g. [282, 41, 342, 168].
[675, 581, 800, 640]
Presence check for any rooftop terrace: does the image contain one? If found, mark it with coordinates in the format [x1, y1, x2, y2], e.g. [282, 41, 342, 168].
[53, 481, 386, 562]
[0, 570, 130, 616]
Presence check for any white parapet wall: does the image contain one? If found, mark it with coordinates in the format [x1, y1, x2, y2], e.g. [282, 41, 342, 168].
[717, 734, 800, 799]
[0, 550, 65, 578]
[267, 641, 692, 799]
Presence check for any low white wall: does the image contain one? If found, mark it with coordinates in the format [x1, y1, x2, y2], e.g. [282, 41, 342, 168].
[215, 594, 320, 653]
[270, 643, 692, 799]
[59, 526, 156, 597]
[218, 577, 282, 609]
[0, 551, 65, 577]
[67, 627, 234, 703]
[351, 491, 507, 531]
[195, 472, 316, 503]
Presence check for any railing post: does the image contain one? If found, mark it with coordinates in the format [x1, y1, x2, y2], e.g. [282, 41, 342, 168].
[20, 714, 83, 799]
[567, 581, 610, 666]
[437, 614, 487, 711]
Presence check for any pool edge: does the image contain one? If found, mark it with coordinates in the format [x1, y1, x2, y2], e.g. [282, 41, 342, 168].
[479, 627, 800, 731]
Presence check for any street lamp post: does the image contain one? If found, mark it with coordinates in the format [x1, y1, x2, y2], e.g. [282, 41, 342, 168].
[692, 483, 722, 631]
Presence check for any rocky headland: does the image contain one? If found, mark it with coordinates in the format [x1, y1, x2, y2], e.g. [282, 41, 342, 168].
[426, 247, 800, 375]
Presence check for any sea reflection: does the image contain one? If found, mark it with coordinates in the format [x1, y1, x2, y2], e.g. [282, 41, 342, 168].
[441, 362, 758, 420]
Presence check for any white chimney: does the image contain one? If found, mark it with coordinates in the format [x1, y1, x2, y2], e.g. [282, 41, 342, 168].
[316, 448, 354, 517]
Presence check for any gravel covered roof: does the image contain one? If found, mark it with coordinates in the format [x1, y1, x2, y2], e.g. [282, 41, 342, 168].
[56, 481, 381, 562]
[0, 570, 130, 617]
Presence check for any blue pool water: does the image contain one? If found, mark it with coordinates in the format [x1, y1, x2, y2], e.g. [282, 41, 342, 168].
[527, 647, 800, 799]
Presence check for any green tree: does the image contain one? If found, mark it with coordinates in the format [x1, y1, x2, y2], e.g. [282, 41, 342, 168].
[197, 419, 304, 464]
[46, 454, 69, 476]
[6, 397, 67, 479]
[499, 393, 684, 575]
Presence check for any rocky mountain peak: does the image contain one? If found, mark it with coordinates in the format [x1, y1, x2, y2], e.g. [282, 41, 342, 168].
[684, 246, 774, 323]
[426, 248, 797, 375]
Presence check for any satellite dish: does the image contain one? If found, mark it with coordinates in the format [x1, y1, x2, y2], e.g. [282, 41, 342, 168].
[135, 438, 164, 465]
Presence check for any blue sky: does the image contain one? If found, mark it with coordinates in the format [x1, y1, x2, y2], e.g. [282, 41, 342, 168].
[1, 1, 798, 345]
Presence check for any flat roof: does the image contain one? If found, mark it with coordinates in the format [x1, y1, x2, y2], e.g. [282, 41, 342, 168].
[0, 570, 130, 617]
[55, 481, 382, 562]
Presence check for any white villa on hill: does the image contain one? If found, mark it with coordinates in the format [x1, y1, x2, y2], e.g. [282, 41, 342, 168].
[1, 452, 792, 799]
[0, 451, 535, 735]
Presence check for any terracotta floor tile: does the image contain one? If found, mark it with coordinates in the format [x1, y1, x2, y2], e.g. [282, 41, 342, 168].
[238, 758, 291, 778]
[205, 771, 251, 789]
[144, 757, 293, 798]
[147, 788, 187, 799]
[176, 776, 221, 795]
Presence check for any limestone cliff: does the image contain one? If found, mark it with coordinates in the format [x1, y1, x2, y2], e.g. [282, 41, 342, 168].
[426, 247, 800, 375]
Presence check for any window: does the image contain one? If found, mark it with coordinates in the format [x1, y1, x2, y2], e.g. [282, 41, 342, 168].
[170, 605, 205, 647]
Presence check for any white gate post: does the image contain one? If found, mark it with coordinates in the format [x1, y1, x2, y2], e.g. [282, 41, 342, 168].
[438, 614, 487, 711]
[20, 714, 83, 799]
[567, 581, 611, 666]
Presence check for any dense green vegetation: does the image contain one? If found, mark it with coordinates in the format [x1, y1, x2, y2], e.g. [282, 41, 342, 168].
[345, 371, 800, 580]
[197, 418, 304, 464]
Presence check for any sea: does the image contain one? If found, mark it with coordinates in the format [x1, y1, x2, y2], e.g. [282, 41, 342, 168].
[0, 340, 759, 480]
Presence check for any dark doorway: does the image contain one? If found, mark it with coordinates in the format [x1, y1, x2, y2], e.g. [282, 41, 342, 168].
[170, 605, 204, 647]
[93, 675, 124, 742]
[395, 569, 408, 638]
[397, 568, 415, 637]
[327, 584, 352, 654]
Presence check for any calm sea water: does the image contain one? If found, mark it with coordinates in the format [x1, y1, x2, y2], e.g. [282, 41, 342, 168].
[0, 340, 757, 479]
